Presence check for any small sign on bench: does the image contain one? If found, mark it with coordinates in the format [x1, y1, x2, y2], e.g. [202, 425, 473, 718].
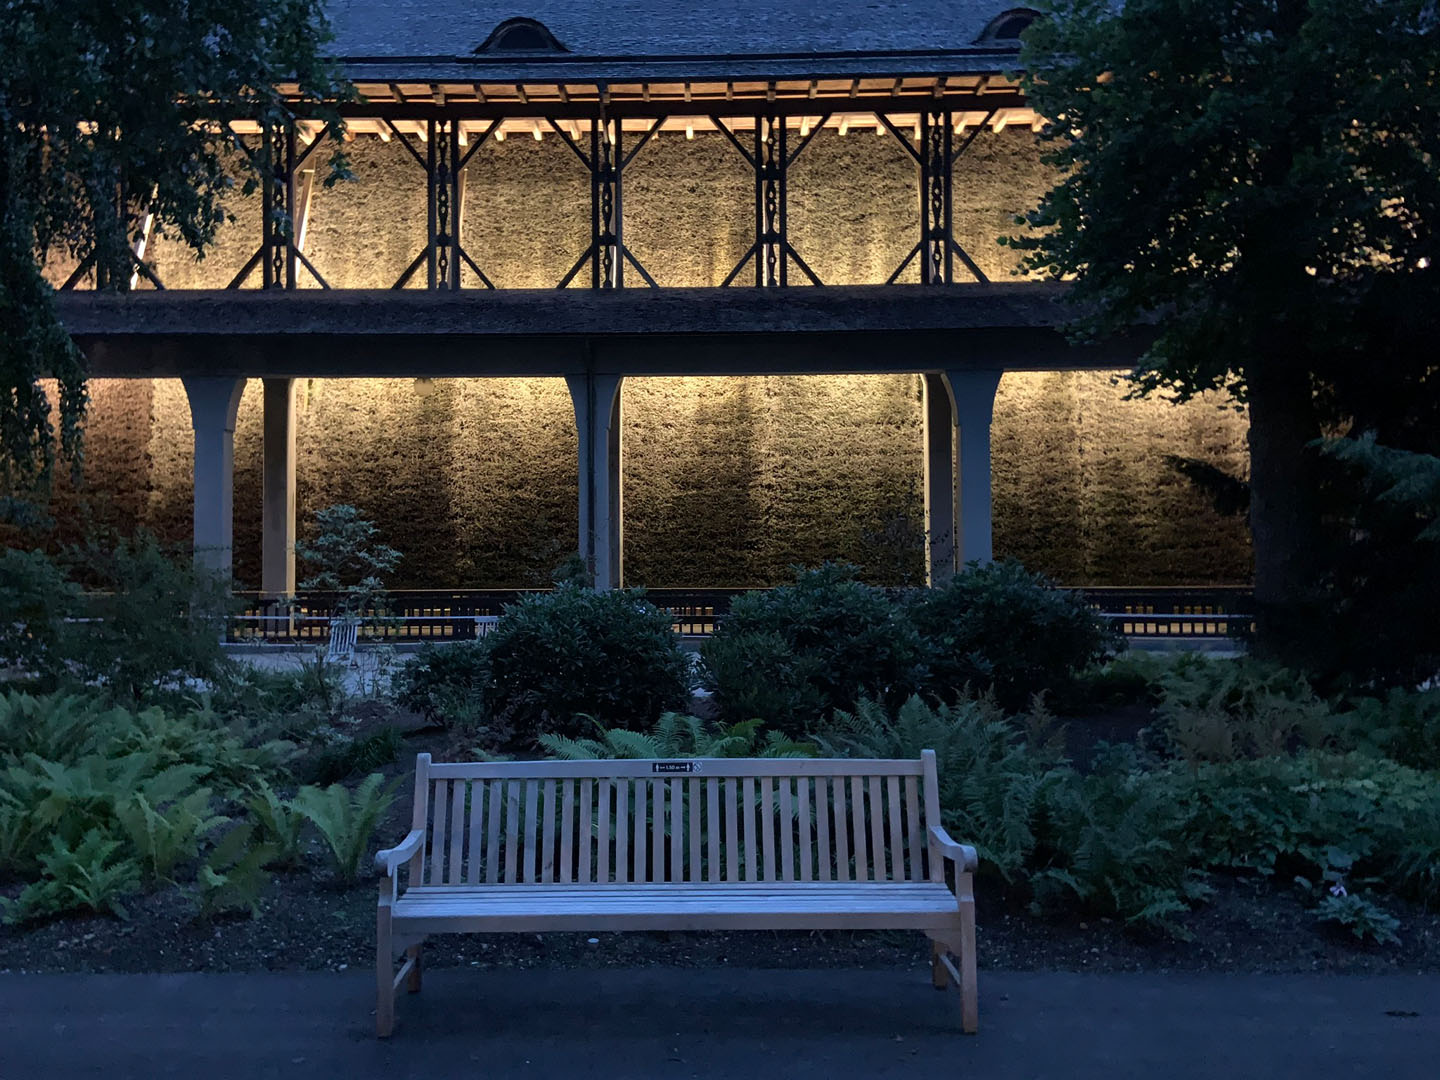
[651, 761, 701, 774]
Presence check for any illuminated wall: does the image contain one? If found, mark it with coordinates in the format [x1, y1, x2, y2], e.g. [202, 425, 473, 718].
[28, 372, 1250, 589]
[27, 130, 1252, 585]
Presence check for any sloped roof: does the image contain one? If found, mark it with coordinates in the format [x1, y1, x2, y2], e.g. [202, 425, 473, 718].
[323, 1, 1033, 80]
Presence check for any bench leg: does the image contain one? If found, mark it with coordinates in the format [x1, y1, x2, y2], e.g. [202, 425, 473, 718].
[405, 943, 423, 993]
[957, 892, 979, 1034]
[929, 938, 949, 990]
[376, 890, 396, 1038]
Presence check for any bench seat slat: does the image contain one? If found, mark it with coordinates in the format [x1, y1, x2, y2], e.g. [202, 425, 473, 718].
[393, 883, 963, 933]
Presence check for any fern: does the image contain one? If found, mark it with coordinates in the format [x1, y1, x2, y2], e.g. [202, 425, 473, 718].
[0, 830, 141, 924]
[245, 781, 306, 869]
[196, 824, 277, 918]
[116, 789, 227, 885]
[539, 715, 815, 760]
[292, 773, 399, 883]
[813, 696, 1064, 882]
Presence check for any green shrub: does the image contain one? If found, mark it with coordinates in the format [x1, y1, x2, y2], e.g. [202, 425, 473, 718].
[1144, 654, 1341, 765]
[1032, 746, 1213, 937]
[0, 548, 81, 684]
[540, 714, 814, 760]
[696, 630, 827, 736]
[115, 789, 226, 886]
[1344, 687, 1440, 771]
[63, 533, 235, 706]
[307, 726, 404, 785]
[0, 831, 141, 924]
[701, 565, 926, 735]
[196, 824, 277, 919]
[209, 654, 349, 737]
[1177, 751, 1440, 902]
[483, 585, 692, 744]
[292, 773, 399, 883]
[812, 695, 1069, 884]
[910, 560, 1121, 711]
[1311, 891, 1402, 946]
[245, 781, 307, 869]
[394, 641, 489, 727]
[295, 504, 401, 621]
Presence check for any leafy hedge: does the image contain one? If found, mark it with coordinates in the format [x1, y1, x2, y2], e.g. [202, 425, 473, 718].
[701, 562, 1119, 731]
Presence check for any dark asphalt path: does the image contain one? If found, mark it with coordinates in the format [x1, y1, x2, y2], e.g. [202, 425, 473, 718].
[2, 968, 1435, 1079]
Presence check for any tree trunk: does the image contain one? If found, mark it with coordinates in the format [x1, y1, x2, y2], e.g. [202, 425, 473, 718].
[1246, 360, 1323, 666]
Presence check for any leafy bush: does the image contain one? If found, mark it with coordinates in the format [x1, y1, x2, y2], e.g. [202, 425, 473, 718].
[394, 642, 489, 727]
[1344, 687, 1440, 771]
[1144, 654, 1340, 765]
[701, 565, 926, 735]
[1311, 891, 1402, 946]
[63, 533, 235, 706]
[1, 831, 141, 924]
[307, 726, 404, 785]
[295, 504, 401, 621]
[540, 714, 814, 760]
[116, 789, 226, 886]
[1032, 746, 1213, 936]
[196, 824, 277, 919]
[1177, 751, 1440, 904]
[292, 773, 398, 883]
[910, 560, 1121, 711]
[245, 781, 307, 869]
[812, 695, 1069, 884]
[0, 547, 81, 684]
[483, 585, 692, 744]
[696, 630, 827, 736]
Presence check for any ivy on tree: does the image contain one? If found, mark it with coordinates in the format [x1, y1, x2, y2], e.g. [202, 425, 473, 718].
[0, 0, 351, 501]
[1009, 0, 1439, 673]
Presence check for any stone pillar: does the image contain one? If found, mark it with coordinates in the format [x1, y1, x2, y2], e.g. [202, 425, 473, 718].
[922, 374, 957, 584]
[182, 376, 246, 580]
[564, 373, 624, 589]
[261, 378, 297, 597]
[923, 370, 1003, 583]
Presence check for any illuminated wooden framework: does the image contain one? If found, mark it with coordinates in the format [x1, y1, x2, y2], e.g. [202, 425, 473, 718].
[66, 75, 1042, 293]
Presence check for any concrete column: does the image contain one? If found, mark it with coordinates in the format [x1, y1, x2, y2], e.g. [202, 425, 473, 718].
[922, 374, 957, 584]
[261, 378, 297, 597]
[923, 370, 1003, 583]
[182, 376, 246, 580]
[564, 373, 624, 589]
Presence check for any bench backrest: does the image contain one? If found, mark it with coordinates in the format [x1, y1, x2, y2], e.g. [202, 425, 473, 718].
[405, 753, 944, 887]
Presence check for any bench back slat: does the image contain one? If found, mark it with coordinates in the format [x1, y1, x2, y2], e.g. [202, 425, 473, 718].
[411, 755, 939, 888]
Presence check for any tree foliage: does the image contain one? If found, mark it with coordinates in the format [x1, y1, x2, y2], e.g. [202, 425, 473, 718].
[1011, 0, 1440, 677]
[0, 0, 349, 494]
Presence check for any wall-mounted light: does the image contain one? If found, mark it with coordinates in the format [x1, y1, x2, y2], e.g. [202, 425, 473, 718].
[532, 120, 543, 141]
[413, 378, 436, 399]
[494, 126, 507, 142]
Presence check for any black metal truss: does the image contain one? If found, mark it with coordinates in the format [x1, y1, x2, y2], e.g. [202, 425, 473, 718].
[190, 99, 1009, 293]
[713, 112, 828, 287]
[385, 118, 498, 290]
[880, 106, 997, 285]
[548, 112, 663, 289]
[225, 123, 333, 290]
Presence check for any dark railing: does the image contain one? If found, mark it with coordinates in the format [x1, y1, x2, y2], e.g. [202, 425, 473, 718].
[229, 585, 1252, 644]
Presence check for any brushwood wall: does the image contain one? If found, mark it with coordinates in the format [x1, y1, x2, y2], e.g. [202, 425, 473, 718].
[29, 372, 1251, 589]
[27, 129, 1252, 585]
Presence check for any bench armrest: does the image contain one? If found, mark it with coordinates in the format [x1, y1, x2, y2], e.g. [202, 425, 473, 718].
[375, 829, 426, 877]
[928, 825, 978, 873]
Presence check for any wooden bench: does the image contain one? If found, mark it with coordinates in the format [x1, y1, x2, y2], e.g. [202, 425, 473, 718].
[374, 751, 979, 1037]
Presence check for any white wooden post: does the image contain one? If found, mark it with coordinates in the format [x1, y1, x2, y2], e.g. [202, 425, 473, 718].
[261, 377, 297, 598]
[182, 377, 246, 580]
[564, 373, 624, 589]
[925, 371, 1002, 582]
